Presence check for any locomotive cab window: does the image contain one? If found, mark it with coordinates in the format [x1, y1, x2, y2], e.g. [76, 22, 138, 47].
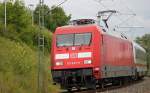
[56, 34, 74, 47]
[56, 33, 92, 47]
[74, 33, 91, 46]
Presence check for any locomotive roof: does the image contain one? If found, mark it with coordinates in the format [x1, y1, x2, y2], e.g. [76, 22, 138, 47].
[56, 24, 98, 30]
[55, 24, 100, 33]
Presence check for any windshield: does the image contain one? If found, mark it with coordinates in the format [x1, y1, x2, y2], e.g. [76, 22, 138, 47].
[56, 33, 92, 47]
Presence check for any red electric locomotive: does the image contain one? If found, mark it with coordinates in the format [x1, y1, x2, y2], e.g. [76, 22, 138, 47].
[51, 19, 147, 90]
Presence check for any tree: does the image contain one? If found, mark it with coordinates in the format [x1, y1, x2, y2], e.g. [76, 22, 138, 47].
[0, 0, 32, 32]
[34, 5, 71, 32]
[0, 1, 52, 53]
[136, 34, 150, 50]
[136, 34, 150, 75]
[33, 4, 50, 27]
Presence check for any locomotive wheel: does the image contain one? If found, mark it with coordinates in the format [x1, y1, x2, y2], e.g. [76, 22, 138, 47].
[101, 83, 105, 89]
[133, 69, 139, 80]
[133, 74, 138, 81]
[76, 86, 81, 91]
[87, 78, 96, 90]
[112, 80, 119, 86]
[67, 88, 72, 92]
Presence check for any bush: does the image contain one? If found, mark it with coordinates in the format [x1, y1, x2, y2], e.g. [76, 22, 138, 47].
[0, 37, 59, 93]
[0, 37, 37, 93]
[19, 25, 53, 53]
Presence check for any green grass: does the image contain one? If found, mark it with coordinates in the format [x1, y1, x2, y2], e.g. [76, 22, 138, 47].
[0, 36, 59, 93]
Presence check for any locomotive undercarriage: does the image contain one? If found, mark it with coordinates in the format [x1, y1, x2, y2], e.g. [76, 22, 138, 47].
[52, 68, 96, 90]
[52, 68, 145, 91]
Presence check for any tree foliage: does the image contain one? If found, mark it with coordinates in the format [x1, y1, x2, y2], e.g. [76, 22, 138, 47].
[33, 4, 50, 27]
[0, 1, 52, 53]
[34, 5, 71, 32]
[0, 0, 31, 32]
[136, 34, 150, 75]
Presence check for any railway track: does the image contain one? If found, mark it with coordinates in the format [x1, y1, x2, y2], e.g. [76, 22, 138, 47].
[60, 77, 150, 93]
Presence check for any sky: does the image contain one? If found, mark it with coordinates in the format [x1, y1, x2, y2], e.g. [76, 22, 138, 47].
[1, 0, 150, 39]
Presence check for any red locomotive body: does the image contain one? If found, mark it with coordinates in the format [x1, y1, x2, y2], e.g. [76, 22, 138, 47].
[51, 19, 147, 90]
[101, 34, 134, 78]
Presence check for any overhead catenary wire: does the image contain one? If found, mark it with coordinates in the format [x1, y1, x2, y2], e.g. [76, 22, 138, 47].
[94, 0, 109, 10]
[45, 0, 69, 15]
[115, 15, 136, 28]
[93, 0, 143, 31]
[93, 0, 146, 40]
[117, 0, 144, 29]
[120, 0, 136, 16]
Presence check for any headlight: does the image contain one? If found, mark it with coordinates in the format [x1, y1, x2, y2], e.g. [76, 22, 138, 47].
[56, 61, 63, 66]
[84, 60, 92, 64]
[94, 67, 100, 71]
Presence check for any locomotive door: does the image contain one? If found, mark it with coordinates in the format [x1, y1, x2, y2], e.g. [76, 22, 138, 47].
[101, 34, 108, 78]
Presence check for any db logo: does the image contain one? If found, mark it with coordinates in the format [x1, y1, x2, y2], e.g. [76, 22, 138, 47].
[70, 53, 78, 58]
[71, 47, 76, 50]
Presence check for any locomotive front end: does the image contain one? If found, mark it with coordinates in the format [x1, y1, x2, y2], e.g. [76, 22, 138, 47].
[51, 25, 101, 90]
